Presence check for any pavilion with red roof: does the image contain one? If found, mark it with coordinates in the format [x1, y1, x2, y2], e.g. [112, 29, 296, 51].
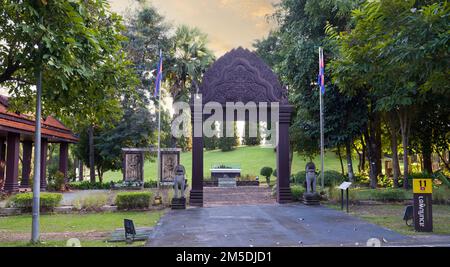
[0, 95, 79, 193]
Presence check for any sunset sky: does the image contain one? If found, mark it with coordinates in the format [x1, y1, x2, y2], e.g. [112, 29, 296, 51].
[108, 0, 279, 57]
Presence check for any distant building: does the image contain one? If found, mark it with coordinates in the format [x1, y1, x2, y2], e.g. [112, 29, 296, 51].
[0, 95, 79, 193]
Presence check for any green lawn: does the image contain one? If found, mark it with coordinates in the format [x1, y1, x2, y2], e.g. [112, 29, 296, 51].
[326, 204, 450, 235]
[0, 211, 163, 233]
[0, 211, 164, 247]
[103, 146, 343, 183]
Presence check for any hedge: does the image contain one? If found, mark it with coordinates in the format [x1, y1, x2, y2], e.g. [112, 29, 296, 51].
[115, 191, 153, 210]
[69, 180, 158, 190]
[7, 192, 62, 212]
[291, 170, 346, 187]
[368, 189, 408, 201]
[290, 185, 305, 201]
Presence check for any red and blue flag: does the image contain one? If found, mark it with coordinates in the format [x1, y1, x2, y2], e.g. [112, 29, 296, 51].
[154, 50, 163, 97]
[318, 47, 325, 95]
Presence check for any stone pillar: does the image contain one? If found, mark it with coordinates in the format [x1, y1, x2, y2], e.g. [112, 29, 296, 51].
[4, 132, 20, 193]
[20, 141, 33, 188]
[190, 105, 203, 206]
[40, 138, 48, 191]
[59, 142, 68, 182]
[0, 138, 5, 189]
[276, 106, 293, 203]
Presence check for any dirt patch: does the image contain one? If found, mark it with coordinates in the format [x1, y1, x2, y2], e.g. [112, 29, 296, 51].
[0, 230, 110, 242]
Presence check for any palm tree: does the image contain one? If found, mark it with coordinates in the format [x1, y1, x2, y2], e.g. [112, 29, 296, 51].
[166, 25, 215, 101]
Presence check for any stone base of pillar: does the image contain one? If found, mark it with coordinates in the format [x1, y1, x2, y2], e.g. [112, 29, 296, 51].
[3, 181, 19, 193]
[20, 183, 30, 188]
[277, 186, 292, 204]
[189, 189, 203, 207]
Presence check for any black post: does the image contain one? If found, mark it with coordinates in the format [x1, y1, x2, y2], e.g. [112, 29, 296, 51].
[346, 188, 349, 213]
[341, 189, 344, 210]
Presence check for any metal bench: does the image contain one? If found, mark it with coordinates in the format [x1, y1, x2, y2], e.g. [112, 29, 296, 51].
[124, 219, 136, 243]
[403, 205, 413, 226]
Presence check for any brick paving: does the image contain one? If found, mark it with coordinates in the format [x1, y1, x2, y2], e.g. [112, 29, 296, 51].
[204, 185, 275, 207]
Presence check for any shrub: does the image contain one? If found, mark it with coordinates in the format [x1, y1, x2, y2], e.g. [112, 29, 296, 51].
[144, 181, 158, 188]
[292, 170, 345, 187]
[115, 191, 153, 210]
[73, 193, 109, 211]
[47, 171, 66, 192]
[322, 170, 346, 187]
[290, 185, 305, 201]
[260, 167, 273, 186]
[326, 186, 357, 202]
[8, 192, 62, 212]
[291, 171, 306, 185]
[68, 181, 111, 190]
[368, 189, 408, 201]
[238, 174, 257, 181]
[433, 186, 450, 204]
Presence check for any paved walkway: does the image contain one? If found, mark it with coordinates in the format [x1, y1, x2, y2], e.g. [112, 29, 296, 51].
[146, 204, 416, 247]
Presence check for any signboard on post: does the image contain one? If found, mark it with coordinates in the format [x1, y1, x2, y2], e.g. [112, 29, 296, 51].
[412, 178, 433, 232]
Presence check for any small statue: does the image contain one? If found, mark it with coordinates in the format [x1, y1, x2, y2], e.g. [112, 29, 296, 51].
[173, 165, 186, 199]
[303, 161, 320, 205]
[305, 162, 316, 193]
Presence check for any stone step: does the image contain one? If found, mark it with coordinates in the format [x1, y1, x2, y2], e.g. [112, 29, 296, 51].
[203, 186, 275, 207]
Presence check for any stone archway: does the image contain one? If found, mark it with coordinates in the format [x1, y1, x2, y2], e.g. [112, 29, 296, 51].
[189, 47, 293, 207]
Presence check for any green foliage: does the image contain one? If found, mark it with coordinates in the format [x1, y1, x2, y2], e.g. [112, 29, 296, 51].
[321, 170, 346, 187]
[47, 171, 66, 192]
[368, 189, 408, 202]
[73, 193, 109, 211]
[243, 122, 261, 146]
[7, 193, 62, 212]
[260, 167, 273, 178]
[219, 121, 239, 152]
[115, 192, 153, 210]
[260, 166, 273, 185]
[291, 171, 307, 185]
[433, 186, 450, 204]
[290, 185, 305, 201]
[68, 181, 111, 190]
[327, 186, 356, 202]
[166, 25, 215, 102]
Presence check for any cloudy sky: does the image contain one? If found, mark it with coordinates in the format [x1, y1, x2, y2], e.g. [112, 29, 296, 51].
[109, 0, 279, 57]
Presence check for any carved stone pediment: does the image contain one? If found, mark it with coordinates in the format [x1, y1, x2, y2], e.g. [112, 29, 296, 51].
[198, 47, 288, 105]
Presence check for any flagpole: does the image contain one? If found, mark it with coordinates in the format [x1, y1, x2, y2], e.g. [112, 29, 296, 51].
[319, 47, 325, 191]
[157, 49, 162, 195]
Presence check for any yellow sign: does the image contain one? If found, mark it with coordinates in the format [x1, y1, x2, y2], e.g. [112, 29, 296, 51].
[413, 179, 433, 194]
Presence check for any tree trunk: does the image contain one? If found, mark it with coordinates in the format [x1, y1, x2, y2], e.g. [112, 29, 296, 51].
[353, 142, 362, 173]
[391, 133, 401, 187]
[374, 115, 383, 176]
[88, 125, 95, 183]
[78, 160, 84, 181]
[438, 152, 450, 171]
[346, 140, 354, 182]
[360, 135, 366, 172]
[421, 137, 433, 174]
[387, 113, 401, 187]
[398, 108, 412, 189]
[337, 145, 345, 176]
[364, 129, 378, 189]
[97, 165, 103, 183]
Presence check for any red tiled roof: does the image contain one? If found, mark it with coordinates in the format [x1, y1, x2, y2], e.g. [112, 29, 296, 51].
[0, 95, 79, 143]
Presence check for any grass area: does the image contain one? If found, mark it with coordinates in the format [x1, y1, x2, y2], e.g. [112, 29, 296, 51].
[0, 211, 164, 247]
[326, 204, 450, 235]
[0, 211, 163, 233]
[0, 240, 146, 247]
[103, 146, 343, 183]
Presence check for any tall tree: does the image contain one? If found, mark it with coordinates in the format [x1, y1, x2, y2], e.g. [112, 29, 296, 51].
[330, 0, 449, 188]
